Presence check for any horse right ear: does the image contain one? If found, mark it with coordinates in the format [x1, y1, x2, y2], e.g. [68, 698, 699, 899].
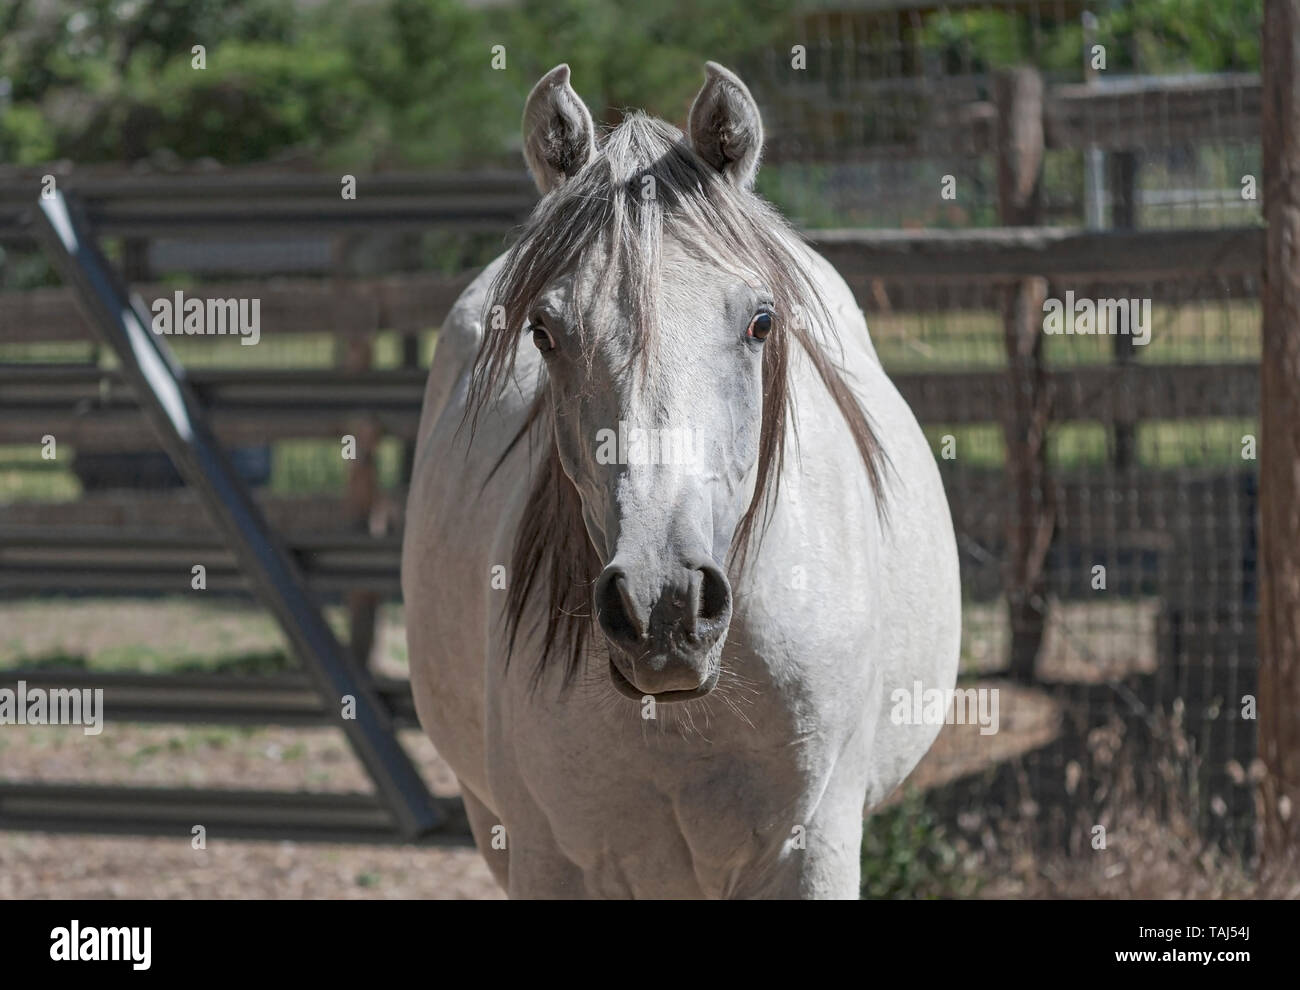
[522, 64, 596, 195]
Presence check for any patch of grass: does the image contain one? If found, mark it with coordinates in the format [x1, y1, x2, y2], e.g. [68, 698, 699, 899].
[861, 788, 983, 899]
[0, 599, 407, 674]
[1139, 418, 1258, 468]
[201, 729, 243, 749]
[923, 417, 1257, 471]
[270, 436, 406, 495]
[170, 650, 296, 676]
[0, 445, 83, 501]
[87, 647, 296, 676]
[925, 425, 1005, 469]
[0, 340, 99, 363]
[10, 652, 88, 671]
[10, 644, 297, 677]
[870, 301, 1260, 372]
[164, 333, 336, 370]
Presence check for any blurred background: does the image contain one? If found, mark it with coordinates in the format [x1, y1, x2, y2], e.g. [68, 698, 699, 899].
[0, 0, 1290, 898]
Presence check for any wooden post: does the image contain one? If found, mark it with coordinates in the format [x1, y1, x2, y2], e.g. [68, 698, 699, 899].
[399, 331, 420, 486]
[1258, 0, 1300, 871]
[335, 236, 380, 669]
[1109, 150, 1139, 470]
[344, 343, 381, 670]
[122, 238, 150, 283]
[995, 67, 1054, 682]
[1081, 11, 1107, 232]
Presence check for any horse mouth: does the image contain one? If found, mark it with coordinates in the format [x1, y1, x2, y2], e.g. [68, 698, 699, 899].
[607, 657, 720, 703]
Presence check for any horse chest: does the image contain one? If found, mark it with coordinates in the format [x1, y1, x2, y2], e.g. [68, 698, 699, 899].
[506, 708, 839, 895]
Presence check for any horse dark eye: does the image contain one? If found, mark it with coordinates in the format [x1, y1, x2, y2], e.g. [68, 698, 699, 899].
[747, 312, 773, 342]
[531, 324, 556, 352]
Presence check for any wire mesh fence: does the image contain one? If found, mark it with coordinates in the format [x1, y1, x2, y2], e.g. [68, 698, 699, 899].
[0, 0, 1271, 892]
[747, 0, 1265, 883]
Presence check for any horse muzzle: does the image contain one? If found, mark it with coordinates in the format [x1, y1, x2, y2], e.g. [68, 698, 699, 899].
[594, 559, 731, 701]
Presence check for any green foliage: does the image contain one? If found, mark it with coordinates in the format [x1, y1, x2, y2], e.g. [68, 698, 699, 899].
[0, 0, 1263, 169]
[502, 0, 791, 127]
[860, 789, 981, 899]
[924, 0, 1261, 78]
[129, 42, 367, 165]
[1120, 0, 1261, 73]
[0, 0, 793, 169]
[925, 9, 1032, 74]
[325, 0, 518, 168]
[0, 104, 55, 164]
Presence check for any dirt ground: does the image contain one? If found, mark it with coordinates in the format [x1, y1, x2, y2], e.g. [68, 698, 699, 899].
[0, 834, 503, 899]
[0, 597, 1165, 899]
[0, 691, 1052, 899]
[0, 720, 504, 899]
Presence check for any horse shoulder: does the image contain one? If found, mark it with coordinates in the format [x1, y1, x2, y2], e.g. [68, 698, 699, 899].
[415, 256, 509, 438]
[801, 243, 882, 369]
[403, 254, 518, 812]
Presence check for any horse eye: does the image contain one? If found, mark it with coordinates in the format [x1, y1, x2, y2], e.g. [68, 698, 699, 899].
[530, 322, 556, 352]
[747, 311, 773, 342]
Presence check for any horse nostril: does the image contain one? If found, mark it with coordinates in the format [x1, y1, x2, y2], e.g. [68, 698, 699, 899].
[596, 568, 645, 644]
[684, 570, 701, 637]
[598, 562, 729, 651]
[697, 564, 730, 624]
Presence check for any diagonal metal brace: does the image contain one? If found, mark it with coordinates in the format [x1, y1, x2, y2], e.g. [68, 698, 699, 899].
[31, 191, 440, 838]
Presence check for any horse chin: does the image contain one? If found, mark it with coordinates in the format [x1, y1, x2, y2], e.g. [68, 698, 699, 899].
[607, 655, 722, 704]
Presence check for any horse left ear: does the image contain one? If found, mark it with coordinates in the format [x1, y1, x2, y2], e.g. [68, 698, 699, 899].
[687, 62, 764, 190]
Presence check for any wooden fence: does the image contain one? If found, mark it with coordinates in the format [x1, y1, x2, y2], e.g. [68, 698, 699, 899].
[0, 219, 1262, 609]
[0, 60, 1276, 845]
[0, 68, 1266, 660]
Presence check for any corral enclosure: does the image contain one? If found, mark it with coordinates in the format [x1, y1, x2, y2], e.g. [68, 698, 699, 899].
[0, 0, 1282, 895]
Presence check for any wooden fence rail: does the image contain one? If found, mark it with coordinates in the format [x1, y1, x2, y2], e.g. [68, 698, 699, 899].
[0, 465, 1254, 605]
[0, 361, 1259, 449]
[0, 227, 1266, 345]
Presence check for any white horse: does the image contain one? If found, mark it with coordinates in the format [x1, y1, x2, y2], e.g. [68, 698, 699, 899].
[402, 62, 960, 898]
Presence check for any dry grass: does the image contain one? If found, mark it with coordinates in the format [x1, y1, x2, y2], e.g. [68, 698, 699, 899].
[950, 707, 1291, 899]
